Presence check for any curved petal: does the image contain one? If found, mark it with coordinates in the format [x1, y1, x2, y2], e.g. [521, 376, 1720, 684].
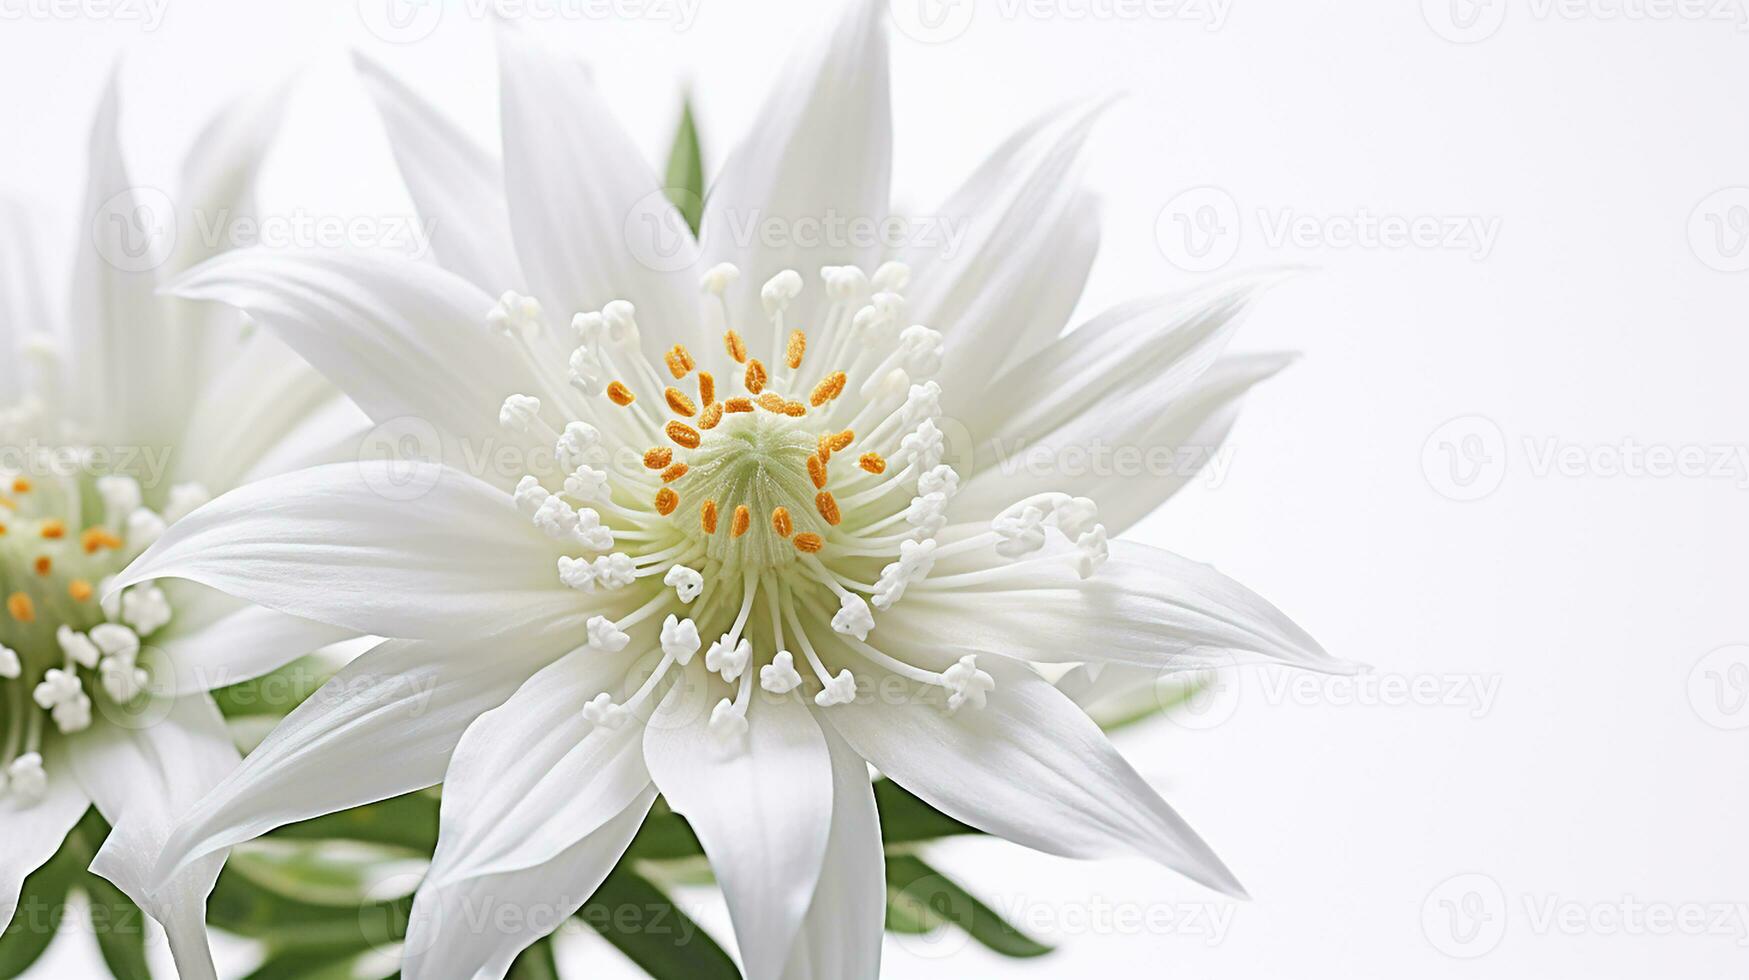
[147, 630, 563, 895]
[68, 696, 239, 980]
[956, 271, 1286, 477]
[152, 604, 358, 695]
[0, 198, 53, 395]
[0, 744, 88, 929]
[782, 719, 882, 980]
[884, 539, 1350, 675]
[428, 647, 650, 887]
[403, 785, 656, 980]
[644, 674, 833, 980]
[110, 461, 575, 641]
[496, 28, 703, 347]
[164, 247, 544, 461]
[698, 0, 890, 332]
[169, 77, 291, 284]
[953, 351, 1296, 531]
[353, 53, 523, 293]
[905, 100, 1109, 396]
[819, 653, 1246, 896]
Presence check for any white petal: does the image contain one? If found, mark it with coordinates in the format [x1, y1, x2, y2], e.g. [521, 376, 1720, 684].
[698, 0, 890, 332]
[957, 271, 1285, 477]
[905, 100, 1109, 394]
[0, 198, 54, 396]
[109, 461, 575, 641]
[781, 719, 882, 980]
[147, 632, 558, 895]
[403, 786, 656, 980]
[644, 672, 833, 980]
[819, 653, 1246, 896]
[165, 247, 546, 462]
[428, 648, 650, 886]
[168, 78, 292, 283]
[0, 744, 89, 928]
[152, 604, 357, 695]
[68, 696, 239, 980]
[884, 539, 1350, 675]
[496, 29, 704, 347]
[354, 53, 524, 292]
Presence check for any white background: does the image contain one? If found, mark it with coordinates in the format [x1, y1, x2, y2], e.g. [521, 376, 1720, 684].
[3, 0, 1747, 976]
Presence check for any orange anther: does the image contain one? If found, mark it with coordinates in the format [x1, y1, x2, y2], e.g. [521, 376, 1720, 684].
[698, 403, 724, 430]
[757, 392, 787, 413]
[809, 371, 847, 407]
[69, 579, 93, 602]
[644, 448, 673, 470]
[771, 507, 793, 538]
[654, 487, 679, 516]
[782, 401, 806, 417]
[701, 499, 719, 534]
[661, 463, 689, 483]
[807, 453, 828, 489]
[744, 359, 768, 395]
[39, 519, 65, 540]
[7, 592, 35, 623]
[858, 452, 887, 475]
[827, 430, 855, 452]
[815, 491, 841, 526]
[731, 505, 751, 538]
[697, 371, 716, 405]
[607, 381, 635, 406]
[81, 527, 123, 554]
[664, 387, 698, 417]
[666, 421, 701, 449]
[724, 397, 754, 414]
[664, 344, 695, 378]
[793, 533, 824, 553]
[11, 477, 31, 494]
[34, 556, 52, 576]
[724, 330, 747, 364]
[785, 329, 806, 370]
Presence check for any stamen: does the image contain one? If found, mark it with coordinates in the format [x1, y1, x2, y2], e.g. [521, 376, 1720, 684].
[731, 505, 751, 538]
[725, 397, 754, 414]
[607, 381, 636, 406]
[782, 400, 807, 417]
[33, 556, 51, 576]
[664, 387, 698, 417]
[81, 528, 122, 554]
[666, 421, 701, 449]
[827, 430, 855, 452]
[68, 580, 92, 602]
[815, 491, 841, 526]
[655, 488, 679, 516]
[664, 344, 695, 378]
[698, 371, 716, 405]
[7, 593, 34, 623]
[807, 454, 828, 489]
[794, 533, 824, 553]
[11, 477, 31, 494]
[698, 403, 724, 429]
[40, 520, 64, 540]
[786, 329, 806, 370]
[701, 499, 719, 534]
[810, 371, 847, 407]
[859, 452, 887, 474]
[757, 393, 787, 413]
[772, 507, 793, 538]
[661, 463, 689, 483]
[744, 359, 768, 394]
[644, 448, 673, 469]
[724, 330, 747, 363]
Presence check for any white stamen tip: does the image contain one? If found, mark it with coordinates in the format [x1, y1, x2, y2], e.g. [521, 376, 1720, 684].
[814, 669, 857, 707]
[704, 635, 752, 683]
[1054, 496, 1100, 539]
[942, 655, 995, 712]
[100, 656, 148, 703]
[121, 585, 173, 635]
[760, 269, 804, 314]
[126, 507, 167, 550]
[993, 504, 1048, 559]
[514, 475, 551, 515]
[1075, 524, 1109, 579]
[661, 614, 702, 664]
[96, 475, 142, 521]
[488, 291, 544, 338]
[663, 565, 704, 603]
[583, 692, 629, 729]
[56, 626, 100, 669]
[563, 465, 611, 504]
[873, 538, 938, 610]
[831, 593, 874, 641]
[917, 463, 959, 499]
[700, 262, 741, 295]
[0, 644, 19, 679]
[584, 616, 630, 653]
[556, 422, 602, 469]
[709, 698, 749, 740]
[871, 260, 911, 293]
[499, 394, 542, 433]
[89, 623, 140, 660]
[5, 753, 46, 801]
[760, 651, 803, 694]
[898, 419, 945, 471]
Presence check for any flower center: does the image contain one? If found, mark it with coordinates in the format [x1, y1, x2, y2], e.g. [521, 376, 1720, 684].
[671, 409, 822, 568]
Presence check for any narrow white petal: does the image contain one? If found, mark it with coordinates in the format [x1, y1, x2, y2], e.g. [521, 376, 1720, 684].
[644, 671, 834, 980]
[429, 648, 650, 886]
[110, 461, 575, 640]
[0, 198, 53, 395]
[354, 53, 524, 292]
[152, 604, 357, 695]
[820, 653, 1246, 896]
[0, 746, 89, 928]
[496, 28, 704, 346]
[781, 719, 883, 980]
[147, 633, 559, 895]
[68, 696, 239, 980]
[403, 786, 656, 980]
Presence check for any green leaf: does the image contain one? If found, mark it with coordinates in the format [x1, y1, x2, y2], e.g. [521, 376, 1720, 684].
[0, 839, 77, 979]
[211, 655, 340, 719]
[885, 855, 1052, 959]
[576, 870, 738, 979]
[239, 948, 394, 980]
[82, 874, 152, 980]
[662, 97, 705, 235]
[229, 839, 426, 907]
[208, 867, 412, 956]
[874, 780, 980, 844]
[505, 935, 560, 980]
[269, 790, 440, 853]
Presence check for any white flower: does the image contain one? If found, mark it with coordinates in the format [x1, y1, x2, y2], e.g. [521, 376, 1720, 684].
[0, 75, 358, 980]
[117, 10, 1355, 979]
